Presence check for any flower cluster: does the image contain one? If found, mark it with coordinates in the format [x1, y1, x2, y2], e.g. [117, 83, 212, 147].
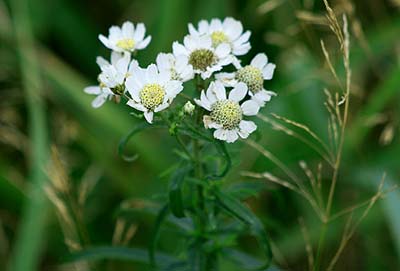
[84, 18, 276, 143]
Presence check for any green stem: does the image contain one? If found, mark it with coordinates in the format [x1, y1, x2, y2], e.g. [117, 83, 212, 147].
[313, 222, 328, 271]
[192, 75, 214, 271]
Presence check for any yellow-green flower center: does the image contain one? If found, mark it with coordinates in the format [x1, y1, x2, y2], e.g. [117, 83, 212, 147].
[189, 49, 216, 71]
[235, 66, 263, 93]
[139, 84, 165, 110]
[116, 38, 135, 50]
[211, 31, 229, 47]
[211, 100, 242, 130]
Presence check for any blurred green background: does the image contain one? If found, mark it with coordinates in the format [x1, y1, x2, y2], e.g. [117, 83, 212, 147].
[0, 0, 399, 270]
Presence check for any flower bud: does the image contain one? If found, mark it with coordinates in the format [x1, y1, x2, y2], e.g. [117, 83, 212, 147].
[183, 101, 195, 115]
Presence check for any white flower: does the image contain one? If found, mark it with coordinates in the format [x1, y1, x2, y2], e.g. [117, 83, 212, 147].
[216, 53, 276, 107]
[188, 17, 251, 56]
[84, 52, 136, 108]
[125, 64, 183, 123]
[195, 81, 260, 143]
[84, 85, 114, 108]
[97, 52, 131, 92]
[99, 21, 151, 54]
[156, 53, 194, 82]
[173, 35, 232, 79]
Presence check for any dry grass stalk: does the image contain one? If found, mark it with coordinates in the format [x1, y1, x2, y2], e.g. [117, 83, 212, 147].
[379, 123, 395, 146]
[112, 219, 137, 246]
[78, 165, 101, 206]
[241, 171, 300, 193]
[258, 114, 334, 166]
[257, 0, 285, 14]
[269, 239, 291, 270]
[299, 161, 323, 209]
[45, 146, 91, 271]
[271, 113, 332, 159]
[326, 175, 389, 270]
[245, 140, 325, 221]
[299, 217, 314, 271]
[320, 40, 343, 91]
[296, 10, 327, 25]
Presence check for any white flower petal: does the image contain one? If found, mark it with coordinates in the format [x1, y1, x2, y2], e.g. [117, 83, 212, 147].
[127, 100, 146, 112]
[213, 128, 227, 141]
[215, 43, 231, 59]
[229, 82, 248, 102]
[154, 102, 169, 112]
[212, 81, 227, 101]
[239, 120, 257, 138]
[165, 80, 183, 98]
[144, 111, 154, 123]
[84, 86, 101, 95]
[241, 100, 260, 116]
[225, 130, 239, 143]
[136, 36, 151, 49]
[91, 94, 107, 108]
[133, 23, 145, 41]
[122, 21, 134, 38]
[173, 41, 188, 56]
[98, 34, 111, 49]
[263, 63, 276, 80]
[251, 53, 268, 70]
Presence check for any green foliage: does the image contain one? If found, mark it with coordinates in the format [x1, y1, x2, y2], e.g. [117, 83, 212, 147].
[0, 0, 399, 270]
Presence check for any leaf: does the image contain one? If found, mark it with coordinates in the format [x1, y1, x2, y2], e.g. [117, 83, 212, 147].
[215, 189, 272, 270]
[206, 141, 232, 181]
[169, 164, 190, 218]
[65, 246, 176, 266]
[149, 204, 170, 267]
[226, 181, 267, 200]
[222, 249, 281, 271]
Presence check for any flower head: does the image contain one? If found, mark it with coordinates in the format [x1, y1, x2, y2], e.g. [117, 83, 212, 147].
[156, 53, 194, 82]
[216, 53, 276, 107]
[84, 52, 137, 108]
[173, 35, 232, 79]
[99, 21, 151, 54]
[96, 52, 131, 93]
[195, 81, 260, 143]
[125, 64, 183, 123]
[188, 17, 251, 56]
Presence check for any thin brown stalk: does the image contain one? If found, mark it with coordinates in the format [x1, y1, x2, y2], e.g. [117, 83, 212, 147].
[326, 14, 351, 217]
[299, 217, 314, 271]
[258, 114, 334, 166]
[327, 175, 386, 270]
[246, 140, 325, 221]
[241, 171, 301, 194]
[320, 40, 343, 91]
[299, 161, 323, 209]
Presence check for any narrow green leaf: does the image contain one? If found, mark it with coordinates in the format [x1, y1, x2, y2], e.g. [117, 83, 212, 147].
[169, 165, 189, 218]
[66, 246, 176, 266]
[226, 181, 267, 200]
[222, 249, 281, 271]
[206, 141, 232, 181]
[215, 189, 272, 270]
[149, 204, 170, 267]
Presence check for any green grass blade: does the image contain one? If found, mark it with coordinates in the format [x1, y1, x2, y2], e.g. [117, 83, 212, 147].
[8, 0, 49, 270]
[66, 246, 176, 265]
